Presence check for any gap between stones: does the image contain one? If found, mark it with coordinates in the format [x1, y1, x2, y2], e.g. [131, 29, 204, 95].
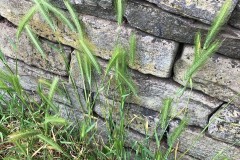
[171, 42, 184, 78]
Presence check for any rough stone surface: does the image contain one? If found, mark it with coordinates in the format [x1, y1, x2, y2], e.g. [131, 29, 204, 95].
[0, 0, 179, 78]
[208, 104, 240, 146]
[70, 0, 112, 9]
[0, 20, 71, 76]
[229, 2, 240, 29]
[94, 95, 160, 136]
[174, 45, 240, 105]
[50, 0, 115, 20]
[2, 0, 240, 59]
[71, 57, 223, 127]
[146, 0, 238, 24]
[82, 15, 179, 78]
[170, 121, 240, 160]
[125, 1, 240, 59]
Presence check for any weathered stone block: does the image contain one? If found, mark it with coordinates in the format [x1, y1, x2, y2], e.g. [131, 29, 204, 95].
[50, 0, 115, 20]
[125, 1, 240, 59]
[82, 15, 179, 78]
[229, 2, 240, 29]
[170, 121, 240, 160]
[71, 56, 223, 127]
[208, 104, 240, 146]
[0, 20, 71, 76]
[174, 45, 240, 105]
[145, 0, 237, 24]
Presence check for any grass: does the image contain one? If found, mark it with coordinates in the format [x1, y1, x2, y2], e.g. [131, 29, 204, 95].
[0, 0, 235, 159]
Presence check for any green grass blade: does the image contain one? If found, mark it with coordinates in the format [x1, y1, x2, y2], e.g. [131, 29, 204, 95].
[44, 116, 67, 125]
[105, 45, 121, 75]
[37, 134, 64, 153]
[48, 77, 59, 101]
[8, 130, 40, 142]
[25, 25, 46, 58]
[203, 0, 232, 49]
[86, 122, 96, 134]
[129, 33, 136, 65]
[160, 98, 172, 130]
[0, 124, 9, 136]
[63, 0, 84, 38]
[17, 5, 38, 39]
[115, 0, 124, 25]
[41, 0, 76, 31]
[194, 32, 201, 63]
[167, 119, 187, 147]
[82, 55, 92, 87]
[79, 40, 101, 74]
[33, 0, 55, 31]
[38, 91, 58, 112]
[117, 70, 137, 95]
[185, 40, 222, 81]
[0, 49, 6, 62]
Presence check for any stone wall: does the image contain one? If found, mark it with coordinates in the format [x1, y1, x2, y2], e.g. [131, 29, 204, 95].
[0, 0, 239, 159]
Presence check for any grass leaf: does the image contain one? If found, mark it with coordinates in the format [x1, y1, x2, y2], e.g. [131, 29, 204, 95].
[203, 0, 232, 49]
[194, 32, 201, 63]
[117, 70, 137, 95]
[37, 134, 64, 153]
[0, 124, 9, 136]
[41, 0, 76, 31]
[79, 40, 101, 74]
[48, 77, 59, 101]
[25, 25, 46, 58]
[8, 130, 40, 142]
[185, 40, 221, 81]
[129, 33, 137, 65]
[33, 0, 55, 31]
[167, 119, 187, 147]
[44, 116, 67, 125]
[17, 5, 38, 39]
[115, 0, 125, 25]
[160, 98, 172, 130]
[105, 45, 121, 75]
[63, 0, 84, 38]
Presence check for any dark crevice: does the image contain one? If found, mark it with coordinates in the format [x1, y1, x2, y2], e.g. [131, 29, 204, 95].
[171, 43, 184, 78]
[0, 17, 18, 28]
[207, 102, 226, 127]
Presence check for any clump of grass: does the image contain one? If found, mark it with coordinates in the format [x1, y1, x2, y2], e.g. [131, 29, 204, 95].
[184, 0, 232, 84]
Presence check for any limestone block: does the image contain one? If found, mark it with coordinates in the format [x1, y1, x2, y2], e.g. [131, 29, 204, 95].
[229, 2, 240, 29]
[125, 1, 240, 59]
[169, 121, 240, 160]
[50, 0, 115, 20]
[145, 0, 237, 24]
[0, 20, 71, 76]
[82, 15, 179, 78]
[70, 0, 112, 8]
[71, 57, 223, 127]
[208, 104, 240, 146]
[174, 45, 240, 105]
